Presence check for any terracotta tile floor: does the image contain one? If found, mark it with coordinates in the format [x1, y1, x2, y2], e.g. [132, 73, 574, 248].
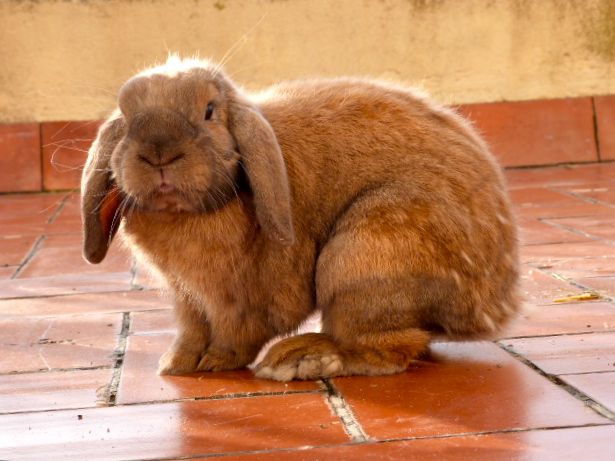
[1, 163, 615, 460]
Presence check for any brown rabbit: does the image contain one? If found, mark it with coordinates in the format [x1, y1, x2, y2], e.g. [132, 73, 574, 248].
[82, 57, 519, 381]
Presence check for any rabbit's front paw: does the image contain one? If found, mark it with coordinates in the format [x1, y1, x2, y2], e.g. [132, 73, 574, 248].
[196, 347, 251, 372]
[157, 347, 201, 375]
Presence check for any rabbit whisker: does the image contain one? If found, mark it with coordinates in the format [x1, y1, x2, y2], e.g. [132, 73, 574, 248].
[213, 13, 268, 77]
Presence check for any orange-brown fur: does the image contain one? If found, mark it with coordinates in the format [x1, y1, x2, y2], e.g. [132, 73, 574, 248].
[81, 57, 520, 381]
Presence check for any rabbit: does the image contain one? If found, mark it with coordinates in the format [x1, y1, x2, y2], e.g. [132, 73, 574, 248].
[81, 56, 520, 381]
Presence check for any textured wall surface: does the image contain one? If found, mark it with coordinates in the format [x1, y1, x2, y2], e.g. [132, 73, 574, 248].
[1, 0, 614, 122]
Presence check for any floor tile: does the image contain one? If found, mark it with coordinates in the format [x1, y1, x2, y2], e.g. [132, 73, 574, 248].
[332, 342, 606, 440]
[521, 241, 615, 264]
[459, 98, 597, 167]
[216, 425, 615, 461]
[509, 187, 576, 207]
[132, 264, 166, 289]
[0, 368, 112, 414]
[503, 332, 615, 375]
[0, 267, 17, 279]
[545, 215, 615, 241]
[0, 123, 42, 193]
[519, 268, 582, 305]
[0, 216, 49, 237]
[0, 272, 133, 299]
[17, 234, 132, 278]
[561, 372, 615, 412]
[0, 235, 38, 266]
[117, 334, 319, 405]
[0, 290, 166, 317]
[0, 394, 348, 460]
[518, 219, 590, 246]
[0, 193, 65, 220]
[505, 163, 615, 190]
[576, 276, 615, 298]
[564, 186, 615, 207]
[514, 202, 615, 220]
[595, 95, 615, 161]
[41, 121, 100, 191]
[502, 302, 615, 338]
[0, 313, 122, 373]
[129, 309, 175, 335]
[45, 193, 82, 234]
[538, 257, 615, 279]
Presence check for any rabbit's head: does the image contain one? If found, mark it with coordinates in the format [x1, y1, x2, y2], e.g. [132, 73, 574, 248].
[81, 58, 294, 264]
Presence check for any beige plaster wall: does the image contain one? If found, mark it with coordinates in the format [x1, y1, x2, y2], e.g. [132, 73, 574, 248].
[1, 0, 614, 123]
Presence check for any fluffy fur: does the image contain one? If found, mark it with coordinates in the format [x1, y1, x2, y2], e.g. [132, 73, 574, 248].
[81, 57, 520, 381]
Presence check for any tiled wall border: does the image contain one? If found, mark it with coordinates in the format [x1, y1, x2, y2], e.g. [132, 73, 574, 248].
[1, 95, 614, 193]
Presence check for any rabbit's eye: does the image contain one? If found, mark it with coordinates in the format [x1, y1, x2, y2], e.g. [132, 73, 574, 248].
[205, 102, 215, 121]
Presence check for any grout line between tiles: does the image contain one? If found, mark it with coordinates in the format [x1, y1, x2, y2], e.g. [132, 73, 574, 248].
[0, 389, 325, 416]
[46, 194, 70, 224]
[592, 97, 602, 162]
[0, 365, 112, 377]
[538, 217, 603, 242]
[551, 186, 615, 211]
[38, 123, 44, 192]
[129, 259, 139, 289]
[117, 421, 615, 461]
[105, 312, 131, 405]
[0, 286, 156, 302]
[501, 328, 615, 341]
[10, 235, 46, 280]
[498, 342, 615, 421]
[559, 369, 615, 377]
[531, 265, 615, 304]
[322, 379, 370, 443]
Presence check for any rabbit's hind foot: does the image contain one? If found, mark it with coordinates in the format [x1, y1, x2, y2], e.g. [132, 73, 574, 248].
[254, 329, 430, 381]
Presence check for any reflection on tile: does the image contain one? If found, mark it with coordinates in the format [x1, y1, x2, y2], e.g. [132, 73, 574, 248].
[333, 342, 605, 440]
[218, 425, 615, 461]
[0, 394, 348, 460]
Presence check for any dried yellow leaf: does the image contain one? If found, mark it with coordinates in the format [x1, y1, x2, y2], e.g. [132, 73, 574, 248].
[553, 292, 601, 303]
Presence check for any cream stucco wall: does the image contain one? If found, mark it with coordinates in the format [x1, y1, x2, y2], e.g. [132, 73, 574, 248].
[1, 0, 614, 123]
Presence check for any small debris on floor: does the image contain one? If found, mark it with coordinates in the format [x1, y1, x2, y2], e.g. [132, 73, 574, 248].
[553, 292, 601, 303]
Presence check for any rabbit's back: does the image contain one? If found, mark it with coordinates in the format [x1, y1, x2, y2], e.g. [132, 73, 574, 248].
[258, 79, 512, 240]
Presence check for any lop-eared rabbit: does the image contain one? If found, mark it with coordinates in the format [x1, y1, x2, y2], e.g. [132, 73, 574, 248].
[82, 57, 519, 381]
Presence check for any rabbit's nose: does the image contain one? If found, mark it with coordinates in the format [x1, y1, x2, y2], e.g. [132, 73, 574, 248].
[138, 152, 185, 167]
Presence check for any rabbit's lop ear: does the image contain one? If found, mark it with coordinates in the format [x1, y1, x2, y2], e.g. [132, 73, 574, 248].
[81, 113, 125, 264]
[229, 102, 295, 245]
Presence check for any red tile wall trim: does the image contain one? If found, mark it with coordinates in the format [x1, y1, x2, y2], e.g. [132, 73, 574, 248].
[0, 95, 613, 193]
